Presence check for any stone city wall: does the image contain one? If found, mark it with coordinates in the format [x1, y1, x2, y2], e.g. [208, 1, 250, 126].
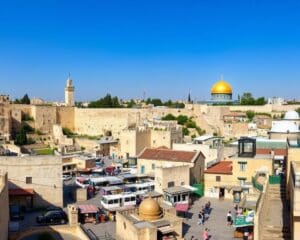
[0, 172, 9, 240]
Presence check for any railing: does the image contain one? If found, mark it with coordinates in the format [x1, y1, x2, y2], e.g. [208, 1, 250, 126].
[269, 175, 282, 184]
[252, 176, 263, 192]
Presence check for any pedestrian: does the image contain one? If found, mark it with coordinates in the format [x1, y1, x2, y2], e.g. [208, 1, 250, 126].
[202, 228, 209, 240]
[190, 236, 195, 240]
[227, 211, 233, 225]
[243, 230, 249, 240]
[198, 211, 203, 225]
[201, 210, 205, 224]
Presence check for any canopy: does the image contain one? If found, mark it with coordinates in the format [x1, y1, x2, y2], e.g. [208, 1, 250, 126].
[158, 226, 174, 234]
[78, 204, 99, 214]
[234, 215, 254, 228]
[9, 188, 34, 196]
[175, 203, 189, 212]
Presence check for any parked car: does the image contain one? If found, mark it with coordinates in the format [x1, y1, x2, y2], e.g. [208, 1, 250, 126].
[36, 210, 68, 225]
[9, 204, 24, 221]
[46, 206, 63, 212]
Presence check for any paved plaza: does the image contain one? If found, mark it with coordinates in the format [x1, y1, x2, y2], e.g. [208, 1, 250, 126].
[78, 194, 236, 240]
[183, 197, 236, 240]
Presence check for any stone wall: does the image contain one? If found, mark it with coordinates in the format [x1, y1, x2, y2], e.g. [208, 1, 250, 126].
[57, 107, 75, 131]
[0, 172, 9, 240]
[155, 165, 190, 194]
[0, 156, 63, 207]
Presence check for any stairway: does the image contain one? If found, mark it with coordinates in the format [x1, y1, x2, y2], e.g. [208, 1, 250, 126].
[260, 182, 291, 240]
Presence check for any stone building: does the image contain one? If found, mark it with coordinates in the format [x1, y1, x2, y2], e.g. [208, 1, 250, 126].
[138, 148, 205, 184]
[0, 155, 63, 208]
[116, 197, 183, 240]
[65, 75, 75, 107]
[0, 95, 12, 141]
[154, 165, 190, 194]
[0, 171, 9, 240]
[289, 161, 300, 240]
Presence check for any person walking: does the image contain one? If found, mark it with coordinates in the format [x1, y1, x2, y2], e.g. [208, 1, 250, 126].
[227, 211, 233, 225]
[202, 228, 209, 240]
[198, 211, 203, 225]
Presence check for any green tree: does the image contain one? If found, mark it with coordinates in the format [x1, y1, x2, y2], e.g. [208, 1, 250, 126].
[182, 127, 190, 136]
[62, 127, 74, 137]
[88, 94, 122, 108]
[241, 93, 255, 105]
[246, 110, 255, 121]
[177, 115, 188, 125]
[161, 114, 177, 121]
[151, 98, 163, 106]
[295, 108, 300, 116]
[127, 99, 136, 108]
[15, 128, 27, 145]
[255, 97, 266, 105]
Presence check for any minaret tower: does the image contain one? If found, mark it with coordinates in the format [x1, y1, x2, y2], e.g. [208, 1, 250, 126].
[65, 73, 75, 106]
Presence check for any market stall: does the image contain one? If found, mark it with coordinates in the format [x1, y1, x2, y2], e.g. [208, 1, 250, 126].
[78, 204, 100, 223]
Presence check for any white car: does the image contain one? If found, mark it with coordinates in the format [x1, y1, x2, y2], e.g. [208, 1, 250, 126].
[62, 175, 72, 181]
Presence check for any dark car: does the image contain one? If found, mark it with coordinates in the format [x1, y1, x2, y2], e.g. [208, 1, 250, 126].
[36, 210, 68, 225]
[10, 204, 24, 221]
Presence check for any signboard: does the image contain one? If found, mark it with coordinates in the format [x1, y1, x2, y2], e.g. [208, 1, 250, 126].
[234, 213, 254, 228]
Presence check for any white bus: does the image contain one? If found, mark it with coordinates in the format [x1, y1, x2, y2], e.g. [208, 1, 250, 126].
[124, 181, 155, 195]
[100, 193, 136, 211]
[90, 176, 123, 191]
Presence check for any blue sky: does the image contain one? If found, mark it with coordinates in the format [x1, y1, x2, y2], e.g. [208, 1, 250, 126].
[1, 0, 300, 101]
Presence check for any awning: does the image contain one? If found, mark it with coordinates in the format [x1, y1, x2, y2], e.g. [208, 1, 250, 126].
[233, 215, 254, 228]
[158, 225, 174, 234]
[175, 203, 189, 212]
[9, 188, 34, 196]
[78, 204, 99, 214]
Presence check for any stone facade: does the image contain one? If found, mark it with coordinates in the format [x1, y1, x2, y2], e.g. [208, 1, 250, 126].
[138, 149, 205, 184]
[154, 165, 190, 194]
[0, 95, 12, 141]
[0, 171, 9, 240]
[0, 156, 63, 207]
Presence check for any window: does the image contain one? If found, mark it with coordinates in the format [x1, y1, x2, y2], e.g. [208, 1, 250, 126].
[239, 163, 247, 172]
[152, 163, 155, 170]
[113, 199, 119, 204]
[131, 197, 135, 201]
[125, 197, 130, 202]
[168, 181, 175, 188]
[238, 177, 247, 186]
[26, 177, 32, 184]
[216, 176, 221, 182]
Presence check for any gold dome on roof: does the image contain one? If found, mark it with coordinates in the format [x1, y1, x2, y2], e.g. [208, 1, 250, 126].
[139, 197, 163, 221]
[211, 80, 232, 94]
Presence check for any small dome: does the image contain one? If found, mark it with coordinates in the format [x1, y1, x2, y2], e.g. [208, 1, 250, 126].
[284, 110, 299, 120]
[139, 197, 163, 221]
[211, 80, 232, 94]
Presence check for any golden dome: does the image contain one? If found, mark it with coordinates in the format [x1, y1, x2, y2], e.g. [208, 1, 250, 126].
[211, 80, 232, 94]
[139, 197, 163, 221]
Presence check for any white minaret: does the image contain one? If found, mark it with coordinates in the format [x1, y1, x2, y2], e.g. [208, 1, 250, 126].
[65, 74, 75, 106]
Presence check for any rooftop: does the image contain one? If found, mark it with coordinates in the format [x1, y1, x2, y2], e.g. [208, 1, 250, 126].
[163, 186, 191, 195]
[139, 148, 200, 163]
[204, 161, 232, 175]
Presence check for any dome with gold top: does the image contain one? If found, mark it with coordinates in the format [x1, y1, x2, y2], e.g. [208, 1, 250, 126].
[139, 197, 163, 221]
[211, 80, 232, 94]
[211, 78, 233, 102]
